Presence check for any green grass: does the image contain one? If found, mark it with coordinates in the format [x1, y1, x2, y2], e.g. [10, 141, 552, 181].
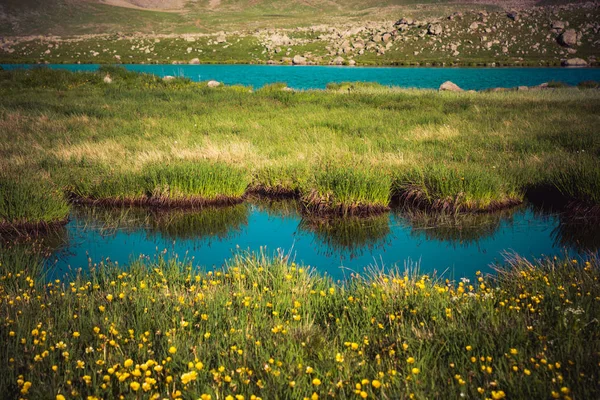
[552, 155, 600, 210]
[0, 249, 598, 399]
[146, 162, 250, 201]
[0, 172, 69, 230]
[304, 165, 393, 215]
[1, 68, 600, 222]
[396, 164, 523, 213]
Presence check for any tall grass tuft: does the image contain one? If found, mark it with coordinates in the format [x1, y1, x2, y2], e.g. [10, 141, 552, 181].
[395, 164, 523, 213]
[552, 156, 600, 214]
[303, 164, 392, 216]
[0, 172, 69, 232]
[146, 161, 250, 204]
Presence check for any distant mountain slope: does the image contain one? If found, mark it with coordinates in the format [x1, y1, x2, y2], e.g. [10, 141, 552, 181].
[0, 0, 586, 36]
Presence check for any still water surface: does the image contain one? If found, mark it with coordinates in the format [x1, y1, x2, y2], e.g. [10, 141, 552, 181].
[3, 64, 600, 90]
[44, 202, 598, 281]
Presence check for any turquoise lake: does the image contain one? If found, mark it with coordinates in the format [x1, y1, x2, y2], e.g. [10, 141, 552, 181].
[3, 64, 600, 89]
[42, 202, 598, 281]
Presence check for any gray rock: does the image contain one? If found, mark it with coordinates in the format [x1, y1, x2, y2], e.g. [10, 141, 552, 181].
[103, 75, 112, 84]
[332, 56, 345, 65]
[551, 21, 566, 31]
[507, 11, 519, 21]
[207, 80, 221, 87]
[292, 55, 307, 65]
[163, 76, 176, 82]
[562, 58, 588, 67]
[558, 29, 578, 47]
[189, 58, 200, 64]
[439, 81, 463, 92]
[428, 24, 443, 36]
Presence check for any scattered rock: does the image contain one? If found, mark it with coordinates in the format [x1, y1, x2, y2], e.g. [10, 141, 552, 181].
[551, 21, 566, 31]
[348, 59, 356, 66]
[558, 29, 579, 47]
[332, 56, 344, 65]
[103, 75, 112, 84]
[292, 55, 307, 65]
[562, 58, 588, 67]
[189, 58, 200, 64]
[428, 24, 443, 36]
[507, 11, 519, 21]
[163, 76, 176, 82]
[207, 80, 221, 87]
[439, 81, 463, 92]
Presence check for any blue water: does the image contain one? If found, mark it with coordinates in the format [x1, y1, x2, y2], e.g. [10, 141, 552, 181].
[3, 64, 600, 90]
[45, 203, 595, 282]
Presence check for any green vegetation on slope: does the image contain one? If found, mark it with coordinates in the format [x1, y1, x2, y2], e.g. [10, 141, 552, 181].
[1, 67, 600, 222]
[1, 248, 598, 399]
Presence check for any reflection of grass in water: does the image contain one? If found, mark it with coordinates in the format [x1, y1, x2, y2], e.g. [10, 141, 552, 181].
[72, 205, 249, 241]
[147, 204, 249, 241]
[400, 207, 520, 246]
[551, 215, 600, 253]
[299, 214, 391, 257]
[249, 198, 302, 219]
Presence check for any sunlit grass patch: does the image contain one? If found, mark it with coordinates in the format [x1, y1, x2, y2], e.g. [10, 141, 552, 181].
[0, 250, 598, 399]
[395, 164, 523, 213]
[302, 164, 392, 216]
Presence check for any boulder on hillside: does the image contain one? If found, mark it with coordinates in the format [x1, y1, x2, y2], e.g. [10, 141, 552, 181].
[558, 29, 579, 47]
[332, 56, 344, 65]
[189, 58, 200, 64]
[207, 80, 221, 87]
[562, 58, 588, 67]
[507, 11, 519, 21]
[292, 55, 307, 65]
[428, 24, 443, 36]
[551, 21, 566, 31]
[439, 81, 463, 92]
[163, 76, 176, 82]
[103, 75, 112, 84]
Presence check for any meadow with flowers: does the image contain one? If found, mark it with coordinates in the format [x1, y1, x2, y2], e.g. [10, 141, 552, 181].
[1, 245, 598, 399]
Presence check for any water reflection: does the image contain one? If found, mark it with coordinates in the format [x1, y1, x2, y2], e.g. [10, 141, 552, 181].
[4, 201, 597, 281]
[401, 208, 519, 247]
[71, 205, 249, 242]
[299, 214, 392, 258]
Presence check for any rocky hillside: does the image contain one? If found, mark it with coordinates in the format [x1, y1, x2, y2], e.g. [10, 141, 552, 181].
[0, 0, 598, 66]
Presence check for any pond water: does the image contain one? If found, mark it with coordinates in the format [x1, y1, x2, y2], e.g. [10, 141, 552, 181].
[41, 202, 598, 282]
[3, 64, 600, 90]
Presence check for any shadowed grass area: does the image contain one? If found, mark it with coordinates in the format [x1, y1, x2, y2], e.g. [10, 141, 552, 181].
[0, 249, 598, 399]
[0, 172, 69, 233]
[552, 156, 600, 215]
[1, 68, 600, 221]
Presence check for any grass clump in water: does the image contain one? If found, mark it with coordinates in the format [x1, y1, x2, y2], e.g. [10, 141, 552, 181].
[303, 164, 392, 216]
[146, 161, 250, 206]
[71, 162, 249, 208]
[250, 163, 310, 197]
[551, 156, 600, 215]
[0, 251, 598, 399]
[396, 165, 523, 213]
[0, 172, 69, 232]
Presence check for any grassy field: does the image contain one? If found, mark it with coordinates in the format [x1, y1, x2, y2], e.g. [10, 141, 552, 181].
[0, 245, 598, 399]
[1, 67, 600, 228]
